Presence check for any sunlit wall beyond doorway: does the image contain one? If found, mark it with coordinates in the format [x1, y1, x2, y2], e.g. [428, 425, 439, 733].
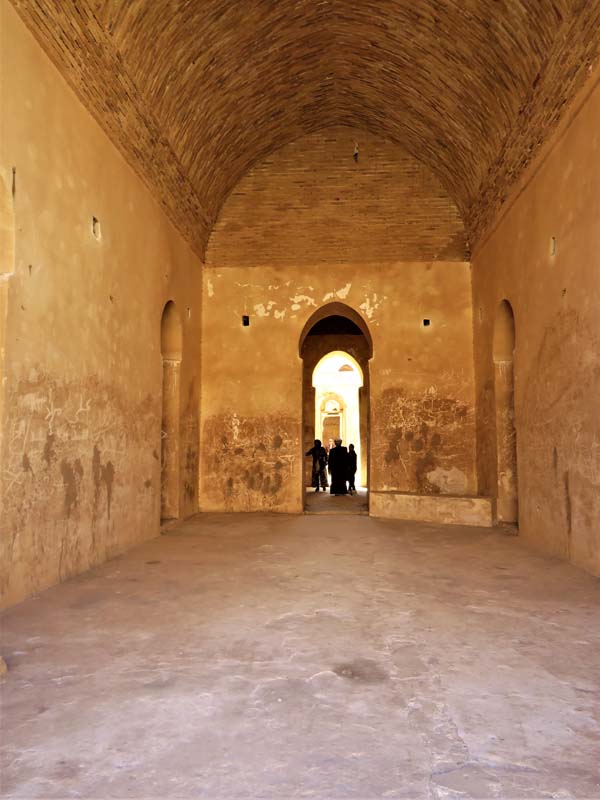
[312, 351, 364, 485]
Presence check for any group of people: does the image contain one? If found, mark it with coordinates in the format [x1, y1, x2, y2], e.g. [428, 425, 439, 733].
[305, 438, 357, 495]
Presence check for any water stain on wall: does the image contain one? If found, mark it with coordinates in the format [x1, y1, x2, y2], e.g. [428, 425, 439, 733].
[60, 458, 84, 517]
[182, 380, 200, 513]
[92, 445, 115, 519]
[42, 433, 56, 468]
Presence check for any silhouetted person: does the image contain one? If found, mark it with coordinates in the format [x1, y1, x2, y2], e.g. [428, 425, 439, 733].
[328, 438, 348, 495]
[305, 439, 328, 491]
[347, 443, 357, 494]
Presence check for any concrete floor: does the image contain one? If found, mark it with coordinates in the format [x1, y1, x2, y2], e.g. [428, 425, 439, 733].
[1, 514, 600, 800]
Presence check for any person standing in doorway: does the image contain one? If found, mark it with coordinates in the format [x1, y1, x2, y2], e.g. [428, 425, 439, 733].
[347, 443, 357, 495]
[328, 438, 348, 495]
[305, 439, 328, 491]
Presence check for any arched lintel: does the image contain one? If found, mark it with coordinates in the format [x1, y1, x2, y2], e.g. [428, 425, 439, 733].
[298, 302, 373, 358]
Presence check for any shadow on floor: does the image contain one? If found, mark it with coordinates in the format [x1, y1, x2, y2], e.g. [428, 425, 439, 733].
[304, 485, 369, 514]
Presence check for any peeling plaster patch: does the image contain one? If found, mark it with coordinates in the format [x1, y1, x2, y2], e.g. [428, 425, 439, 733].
[359, 292, 387, 320]
[426, 466, 468, 495]
[289, 295, 316, 310]
[207, 280, 214, 298]
[254, 301, 277, 317]
[322, 283, 352, 303]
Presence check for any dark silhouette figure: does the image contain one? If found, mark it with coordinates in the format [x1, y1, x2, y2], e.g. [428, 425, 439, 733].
[328, 438, 348, 495]
[305, 439, 328, 491]
[347, 443, 357, 494]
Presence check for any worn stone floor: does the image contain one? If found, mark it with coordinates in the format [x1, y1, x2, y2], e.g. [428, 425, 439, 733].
[1, 514, 600, 800]
[304, 486, 369, 514]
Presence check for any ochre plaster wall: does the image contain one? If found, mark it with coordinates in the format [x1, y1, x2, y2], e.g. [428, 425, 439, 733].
[202, 129, 476, 512]
[200, 264, 476, 512]
[0, 4, 202, 608]
[472, 73, 600, 575]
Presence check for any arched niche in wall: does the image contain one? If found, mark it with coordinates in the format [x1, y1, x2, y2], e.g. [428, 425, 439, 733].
[493, 299, 518, 525]
[160, 301, 183, 521]
[300, 304, 372, 502]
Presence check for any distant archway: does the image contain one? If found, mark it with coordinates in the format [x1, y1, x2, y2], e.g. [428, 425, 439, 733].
[313, 352, 364, 481]
[300, 305, 372, 507]
[493, 299, 518, 524]
[160, 301, 183, 520]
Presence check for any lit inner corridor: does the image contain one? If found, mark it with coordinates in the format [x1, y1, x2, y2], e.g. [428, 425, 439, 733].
[2, 514, 599, 799]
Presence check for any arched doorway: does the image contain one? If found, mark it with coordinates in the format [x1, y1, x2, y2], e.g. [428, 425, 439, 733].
[493, 299, 518, 525]
[299, 304, 372, 508]
[313, 351, 364, 482]
[160, 301, 182, 521]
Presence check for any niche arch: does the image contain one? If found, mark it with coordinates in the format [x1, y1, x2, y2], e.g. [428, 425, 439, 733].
[299, 304, 372, 505]
[492, 299, 518, 524]
[160, 301, 183, 520]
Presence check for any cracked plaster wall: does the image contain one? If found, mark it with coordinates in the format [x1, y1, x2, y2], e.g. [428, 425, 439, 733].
[0, 5, 202, 608]
[472, 72, 600, 575]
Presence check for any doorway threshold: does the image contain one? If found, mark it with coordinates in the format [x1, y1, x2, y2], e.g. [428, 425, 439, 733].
[304, 487, 369, 515]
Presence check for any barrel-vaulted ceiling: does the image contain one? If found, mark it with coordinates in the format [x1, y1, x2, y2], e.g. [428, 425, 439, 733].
[11, 0, 600, 258]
